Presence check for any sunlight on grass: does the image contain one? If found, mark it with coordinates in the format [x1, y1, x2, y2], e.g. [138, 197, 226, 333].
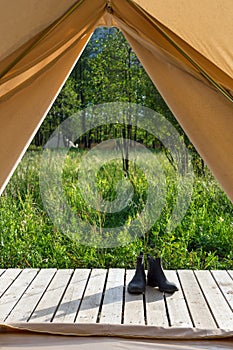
[0, 149, 232, 269]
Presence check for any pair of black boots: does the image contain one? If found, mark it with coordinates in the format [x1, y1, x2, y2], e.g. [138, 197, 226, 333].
[128, 252, 178, 294]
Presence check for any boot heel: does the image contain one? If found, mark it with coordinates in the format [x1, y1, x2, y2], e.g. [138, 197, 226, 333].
[147, 255, 178, 293]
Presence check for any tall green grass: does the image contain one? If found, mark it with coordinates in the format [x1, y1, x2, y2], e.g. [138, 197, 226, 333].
[0, 149, 232, 269]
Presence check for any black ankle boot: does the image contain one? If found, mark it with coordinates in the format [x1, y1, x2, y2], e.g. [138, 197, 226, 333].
[147, 255, 178, 293]
[127, 252, 146, 294]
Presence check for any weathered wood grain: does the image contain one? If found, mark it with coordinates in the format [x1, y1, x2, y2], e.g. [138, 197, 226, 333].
[29, 269, 73, 322]
[0, 268, 232, 330]
[6, 269, 57, 322]
[0, 269, 6, 277]
[53, 269, 90, 323]
[124, 270, 145, 325]
[100, 268, 125, 324]
[0, 269, 38, 322]
[211, 270, 233, 311]
[195, 270, 233, 329]
[177, 270, 217, 329]
[76, 269, 107, 323]
[164, 270, 193, 328]
[145, 285, 168, 327]
[0, 269, 22, 298]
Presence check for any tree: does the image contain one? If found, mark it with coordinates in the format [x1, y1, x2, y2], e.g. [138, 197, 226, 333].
[31, 27, 203, 175]
[32, 77, 80, 147]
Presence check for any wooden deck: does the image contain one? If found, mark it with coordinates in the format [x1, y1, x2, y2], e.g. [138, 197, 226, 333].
[0, 268, 232, 329]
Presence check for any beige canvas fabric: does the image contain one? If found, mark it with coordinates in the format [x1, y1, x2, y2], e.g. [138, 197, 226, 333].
[119, 31, 233, 203]
[2, 323, 233, 339]
[0, 0, 78, 60]
[0, 0, 232, 201]
[111, 0, 233, 201]
[0, 0, 105, 195]
[0, 324, 233, 350]
[133, 0, 233, 84]
[0, 333, 233, 350]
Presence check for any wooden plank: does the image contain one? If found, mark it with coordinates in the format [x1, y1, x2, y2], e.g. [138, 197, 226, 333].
[53, 269, 90, 323]
[0, 269, 6, 277]
[177, 270, 217, 329]
[195, 270, 233, 329]
[211, 270, 233, 311]
[0, 268, 231, 328]
[6, 269, 57, 322]
[29, 269, 73, 322]
[0, 269, 38, 322]
[123, 270, 145, 325]
[100, 268, 125, 324]
[76, 269, 107, 323]
[0, 269, 22, 298]
[145, 285, 168, 327]
[164, 270, 193, 327]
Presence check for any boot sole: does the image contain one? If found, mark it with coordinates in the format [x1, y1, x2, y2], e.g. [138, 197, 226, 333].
[127, 286, 145, 294]
[148, 282, 178, 293]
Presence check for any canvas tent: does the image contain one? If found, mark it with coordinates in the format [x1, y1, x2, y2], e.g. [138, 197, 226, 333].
[0, 0, 233, 349]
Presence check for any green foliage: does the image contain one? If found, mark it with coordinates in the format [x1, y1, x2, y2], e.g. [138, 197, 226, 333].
[32, 77, 80, 146]
[31, 29, 184, 149]
[0, 150, 232, 269]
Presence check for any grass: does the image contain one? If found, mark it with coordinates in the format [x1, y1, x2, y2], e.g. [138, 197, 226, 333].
[0, 148, 232, 270]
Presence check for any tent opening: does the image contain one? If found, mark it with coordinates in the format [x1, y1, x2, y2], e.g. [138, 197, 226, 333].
[0, 26, 232, 271]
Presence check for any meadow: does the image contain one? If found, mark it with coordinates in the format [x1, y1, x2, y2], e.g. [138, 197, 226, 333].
[0, 148, 232, 270]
